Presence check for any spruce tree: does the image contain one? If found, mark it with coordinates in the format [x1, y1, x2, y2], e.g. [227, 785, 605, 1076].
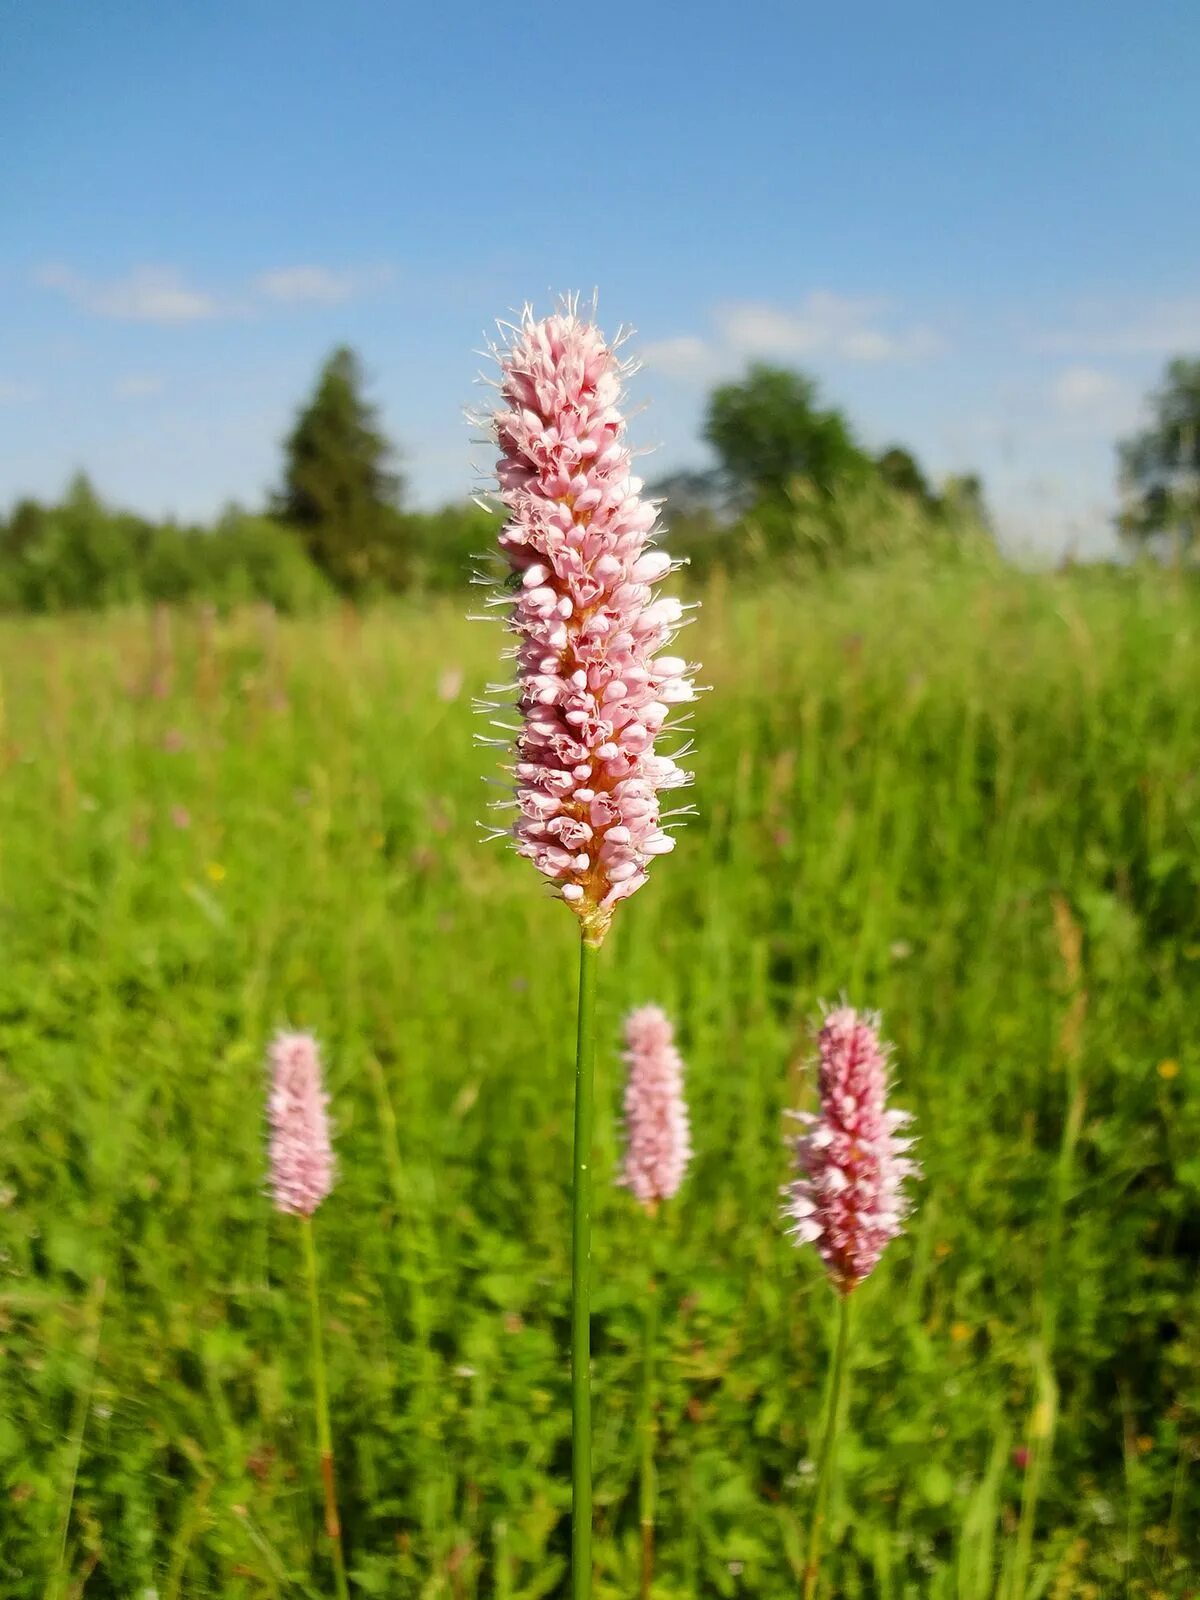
[278, 347, 406, 592]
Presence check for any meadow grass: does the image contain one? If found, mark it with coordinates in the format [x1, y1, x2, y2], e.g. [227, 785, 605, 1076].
[0, 559, 1197, 1597]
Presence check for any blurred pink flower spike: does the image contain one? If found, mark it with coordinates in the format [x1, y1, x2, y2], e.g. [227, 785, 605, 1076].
[784, 1006, 919, 1294]
[619, 1004, 692, 1214]
[267, 1030, 335, 1217]
[483, 299, 698, 948]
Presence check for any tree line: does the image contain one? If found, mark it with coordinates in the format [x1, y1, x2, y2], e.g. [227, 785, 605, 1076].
[2, 347, 1192, 612]
[0, 349, 496, 613]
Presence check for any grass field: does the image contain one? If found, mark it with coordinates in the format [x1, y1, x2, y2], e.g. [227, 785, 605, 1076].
[1, 559, 1198, 1598]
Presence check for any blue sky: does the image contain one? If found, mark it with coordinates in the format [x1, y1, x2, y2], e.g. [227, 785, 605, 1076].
[3, 0, 1198, 556]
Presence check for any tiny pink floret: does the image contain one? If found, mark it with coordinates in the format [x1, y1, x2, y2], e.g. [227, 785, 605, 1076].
[783, 1007, 918, 1294]
[487, 303, 696, 944]
[619, 1005, 692, 1211]
[267, 1030, 335, 1218]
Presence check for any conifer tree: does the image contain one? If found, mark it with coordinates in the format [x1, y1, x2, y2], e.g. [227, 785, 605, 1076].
[278, 347, 406, 592]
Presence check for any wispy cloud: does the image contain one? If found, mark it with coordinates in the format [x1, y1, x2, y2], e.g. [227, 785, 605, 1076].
[35, 263, 225, 324]
[1051, 365, 1118, 414]
[721, 295, 943, 362]
[1045, 366, 1145, 445]
[114, 373, 165, 400]
[0, 379, 38, 404]
[641, 292, 945, 381]
[637, 333, 717, 379]
[255, 266, 354, 305]
[35, 260, 394, 324]
[254, 263, 393, 305]
[1034, 298, 1200, 357]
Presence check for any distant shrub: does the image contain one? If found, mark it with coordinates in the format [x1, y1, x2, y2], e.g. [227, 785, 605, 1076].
[751, 473, 993, 570]
[204, 513, 335, 612]
[0, 484, 334, 614]
[406, 501, 498, 591]
[0, 476, 155, 610]
[670, 474, 994, 583]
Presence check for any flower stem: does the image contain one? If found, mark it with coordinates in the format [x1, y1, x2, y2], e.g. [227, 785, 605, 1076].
[639, 1249, 660, 1600]
[803, 1293, 852, 1600]
[301, 1215, 350, 1600]
[1005, 1060, 1082, 1599]
[572, 933, 600, 1600]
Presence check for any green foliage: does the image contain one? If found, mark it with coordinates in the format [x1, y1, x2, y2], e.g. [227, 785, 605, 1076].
[1119, 356, 1200, 557]
[704, 364, 875, 506]
[670, 475, 993, 582]
[942, 471, 991, 531]
[687, 365, 990, 577]
[0, 563, 1197, 1596]
[0, 486, 334, 615]
[0, 474, 158, 611]
[277, 347, 409, 593]
[0, 484, 508, 614]
[404, 500, 498, 592]
[876, 445, 935, 508]
[204, 512, 338, 612]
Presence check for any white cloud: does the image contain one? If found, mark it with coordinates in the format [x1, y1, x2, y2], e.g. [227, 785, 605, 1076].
[114, 373, 165, 400]
[1034, 298, 1200, 357]
[636, 333, 716, 378]
[718, 301, 829, 356]
[720, 294, 943, 363]
[641, 293, 944, 380]
[255, 265, 360, 305]
[1052, 365, 1119, 413]
[35, 261, 394, 324]
[35, 263, 223, 324]
[1045, 367, 1144, 444]
[841, 328, 898, 361]
[0, 379, 37, 404]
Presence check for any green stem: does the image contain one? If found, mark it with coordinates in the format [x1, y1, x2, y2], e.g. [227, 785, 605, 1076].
[639, 1249, 660, 1600]
[1006, 1067, 1081, 1600]
[302, 1216, 351, 1600]
[803, 1294, 852, 1600]
[47, 1274, 107, 1600]
[572, 934, 600, 1600]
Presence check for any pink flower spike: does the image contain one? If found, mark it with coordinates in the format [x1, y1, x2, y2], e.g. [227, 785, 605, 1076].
[484, 299, 697, 946]
[783, 1006, 919, 1295]
[619, 1005, 692, 1212]
[267, 1030, 335, 1217]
